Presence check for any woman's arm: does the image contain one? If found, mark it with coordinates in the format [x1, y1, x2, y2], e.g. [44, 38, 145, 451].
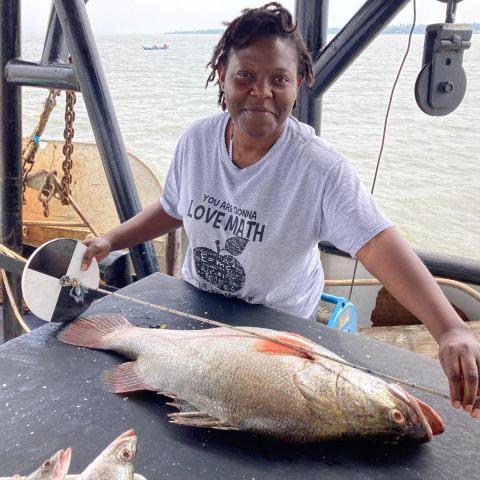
[356, 227, 480, 418]
[81, 201, 182, 270]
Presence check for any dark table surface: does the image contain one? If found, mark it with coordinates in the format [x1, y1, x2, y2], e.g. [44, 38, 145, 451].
[0, 272, 478, 479]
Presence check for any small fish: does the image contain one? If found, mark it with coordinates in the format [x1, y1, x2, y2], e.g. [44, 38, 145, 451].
[24, 448, 72, 480]
[76, 429, 137, 479]
[58, 314, 445, 444]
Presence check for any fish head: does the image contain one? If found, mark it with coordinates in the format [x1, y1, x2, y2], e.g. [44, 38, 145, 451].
[295, 363, 444, 443]
[383, 383, 445, 443]
[76, 430, 137, 479]
[104, 429, 138, 472]
[26, 448, 71, 480]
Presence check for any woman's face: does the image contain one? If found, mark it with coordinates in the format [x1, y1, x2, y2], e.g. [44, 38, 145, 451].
[218, 35, 300, 140]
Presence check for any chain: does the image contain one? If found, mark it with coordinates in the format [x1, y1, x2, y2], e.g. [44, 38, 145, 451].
[22, 89, 60, 204]
[38, 171, 58, 217]
[61, 90, 76, 206]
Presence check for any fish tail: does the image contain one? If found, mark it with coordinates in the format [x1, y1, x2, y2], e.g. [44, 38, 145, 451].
[57, 313, 133, 349]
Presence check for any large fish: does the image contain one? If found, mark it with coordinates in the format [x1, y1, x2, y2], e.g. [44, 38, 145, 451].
[22, 448, 72, 480]
[76, 429, 137, 479]
[58, 314, 445, 443]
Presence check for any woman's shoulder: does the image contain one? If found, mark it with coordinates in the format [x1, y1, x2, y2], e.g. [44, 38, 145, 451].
[183, 111, 228, 139]
[286, 116, 344, 167]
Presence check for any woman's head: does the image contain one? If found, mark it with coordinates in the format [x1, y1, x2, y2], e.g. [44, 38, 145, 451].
[206, 2, 313, 112]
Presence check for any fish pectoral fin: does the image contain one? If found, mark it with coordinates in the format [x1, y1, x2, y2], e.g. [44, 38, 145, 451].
[168, 411, 239, 430]
[103, 361, 156, 393]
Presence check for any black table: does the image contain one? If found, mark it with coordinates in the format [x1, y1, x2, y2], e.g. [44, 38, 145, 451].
[0, 273, 478, 479]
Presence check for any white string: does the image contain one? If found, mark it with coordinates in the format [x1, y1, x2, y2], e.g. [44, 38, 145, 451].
[62, 277, 450, 400]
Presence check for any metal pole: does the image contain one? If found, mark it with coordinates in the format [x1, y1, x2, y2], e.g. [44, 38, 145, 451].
[41, 2, 69, 64]
[41, 1, 89, 64]
[294, 0, 329, 134]
[310, 0, 411, 97]
[5, 60, 80, 90]
[53, 0, 159, 278]
[0, 0, 24, 341]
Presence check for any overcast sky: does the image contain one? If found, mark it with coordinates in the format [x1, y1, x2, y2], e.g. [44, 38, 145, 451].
[22, 0, 478, 35]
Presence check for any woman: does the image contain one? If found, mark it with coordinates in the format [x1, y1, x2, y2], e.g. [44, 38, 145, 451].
[82, 3, 479, 418]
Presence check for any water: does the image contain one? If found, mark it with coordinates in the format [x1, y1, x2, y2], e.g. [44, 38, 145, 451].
[21, 33, 480, 260]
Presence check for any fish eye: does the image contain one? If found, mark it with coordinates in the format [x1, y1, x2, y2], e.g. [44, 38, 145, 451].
[42, 460, 52, 469]
[120, 449, 133, 462]
[389, 408, 405, 425]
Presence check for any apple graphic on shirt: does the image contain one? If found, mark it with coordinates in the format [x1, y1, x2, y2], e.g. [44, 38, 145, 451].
[193, 237, 248, 292]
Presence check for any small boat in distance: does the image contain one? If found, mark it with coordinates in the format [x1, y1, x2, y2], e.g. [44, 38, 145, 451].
[142, 42, 169, 50]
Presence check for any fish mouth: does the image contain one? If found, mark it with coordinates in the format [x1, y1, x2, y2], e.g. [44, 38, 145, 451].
[54, 447, 72, 476]
[387, 384, 445, 442]
[118, 429, 136, 439]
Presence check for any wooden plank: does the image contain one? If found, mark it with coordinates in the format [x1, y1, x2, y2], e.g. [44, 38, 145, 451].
[358, 322, 480, 358]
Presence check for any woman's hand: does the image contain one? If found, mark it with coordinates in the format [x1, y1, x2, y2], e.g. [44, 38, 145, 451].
[79, 201, 182, 272]
[357, 227, 480, 418]
[81, 236, 112, 271]
[438, 326, 480, 418]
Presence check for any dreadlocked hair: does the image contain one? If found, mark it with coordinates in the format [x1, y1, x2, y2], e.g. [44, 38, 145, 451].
[205, 2, 313, 111]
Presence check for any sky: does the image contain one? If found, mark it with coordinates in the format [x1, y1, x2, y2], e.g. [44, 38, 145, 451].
[22, 0, 478, 35]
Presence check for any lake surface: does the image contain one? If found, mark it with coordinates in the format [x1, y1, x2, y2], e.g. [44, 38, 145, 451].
[21, 33, 480, 261]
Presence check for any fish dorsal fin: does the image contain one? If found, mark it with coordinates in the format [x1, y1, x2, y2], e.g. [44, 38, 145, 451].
[255, 332, 316, 360]
[165, 395, 239, 430]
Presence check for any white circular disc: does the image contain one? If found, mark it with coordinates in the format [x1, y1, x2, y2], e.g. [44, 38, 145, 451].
[21, 238, 100, 322]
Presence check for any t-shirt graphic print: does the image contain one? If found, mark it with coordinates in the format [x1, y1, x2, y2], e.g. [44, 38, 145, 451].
[193, 236, 246, 293]
[186, 195, 266, 294]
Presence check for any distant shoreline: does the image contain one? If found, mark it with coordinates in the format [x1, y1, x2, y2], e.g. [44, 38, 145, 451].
[166, 24, 480, 35]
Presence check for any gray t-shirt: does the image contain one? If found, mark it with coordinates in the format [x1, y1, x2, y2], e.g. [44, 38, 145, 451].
[161, 112, 391, 319]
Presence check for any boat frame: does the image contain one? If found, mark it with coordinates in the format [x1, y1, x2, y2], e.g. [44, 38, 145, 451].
[1, 0, 479, 341]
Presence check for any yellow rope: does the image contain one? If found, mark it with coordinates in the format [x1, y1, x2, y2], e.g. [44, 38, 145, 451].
[0, 269, 30, 333]
[0, 244, 27, 263]
[0, 244, 29, 333]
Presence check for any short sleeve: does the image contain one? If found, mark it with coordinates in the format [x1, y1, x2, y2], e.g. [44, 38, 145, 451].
[319, 159, 392, 257]
[160, 136, 185, 220]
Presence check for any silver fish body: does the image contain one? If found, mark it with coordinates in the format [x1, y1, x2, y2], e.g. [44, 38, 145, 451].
[23, 448, 71, 480]
[76, 430, 137, 479]
[59, 314, 444, 443]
